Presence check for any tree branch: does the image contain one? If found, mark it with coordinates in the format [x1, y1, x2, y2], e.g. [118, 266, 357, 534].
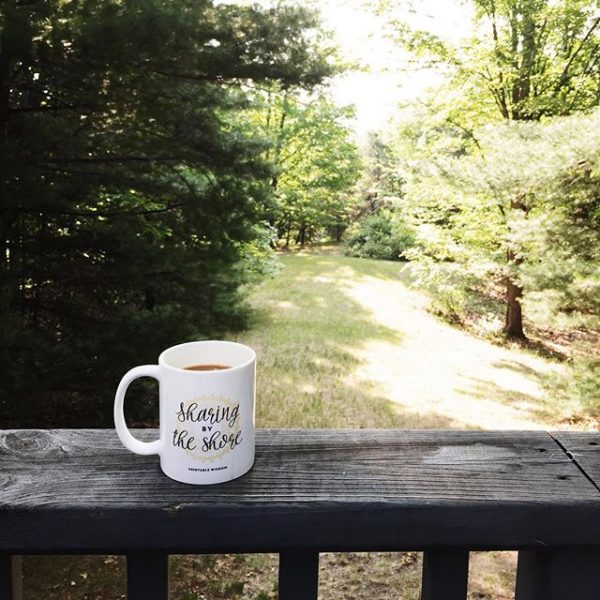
[10, 202, 187, 218]
[554, 17, 600, 93]
[10, 103, 102, 114]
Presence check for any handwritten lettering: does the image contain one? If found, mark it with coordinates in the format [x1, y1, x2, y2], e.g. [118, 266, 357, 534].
[172, 428, 196, 450]
[202, 430, 243, 452]
[176, 402, 239, 428]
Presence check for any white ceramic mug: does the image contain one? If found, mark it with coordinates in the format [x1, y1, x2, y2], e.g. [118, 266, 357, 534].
[114, 340, 256, 485]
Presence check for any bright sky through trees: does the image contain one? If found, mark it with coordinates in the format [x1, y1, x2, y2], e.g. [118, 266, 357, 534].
[319, 0, 473, 140]
[218, 0, 473, 140]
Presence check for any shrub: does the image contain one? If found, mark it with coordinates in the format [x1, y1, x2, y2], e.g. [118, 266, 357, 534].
[344, 213, 415, 260]
[547, 357, 600, 418]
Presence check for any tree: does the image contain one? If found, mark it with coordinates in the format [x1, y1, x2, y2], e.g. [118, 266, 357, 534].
[384, 0, 600, 338]
[250, 88, 361, 246]
[354, 132, 406, 217]
[0, 0, 333, 425]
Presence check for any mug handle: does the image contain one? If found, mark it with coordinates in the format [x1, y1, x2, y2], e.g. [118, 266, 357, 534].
[114, 365, 162, 455]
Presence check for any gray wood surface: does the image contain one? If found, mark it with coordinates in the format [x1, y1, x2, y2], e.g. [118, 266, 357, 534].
[552, 431, 600, 491]
[1, 429, 600, 552]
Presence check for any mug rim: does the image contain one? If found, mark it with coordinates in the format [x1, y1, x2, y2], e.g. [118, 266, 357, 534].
[158, 340, 256, 374]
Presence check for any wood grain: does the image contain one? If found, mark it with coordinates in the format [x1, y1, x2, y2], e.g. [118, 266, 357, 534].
[552, 431, 600, 491]
[1, 429, 600, 553]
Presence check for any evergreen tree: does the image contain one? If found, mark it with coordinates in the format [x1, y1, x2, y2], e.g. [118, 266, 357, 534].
[0, 0, 332, 425]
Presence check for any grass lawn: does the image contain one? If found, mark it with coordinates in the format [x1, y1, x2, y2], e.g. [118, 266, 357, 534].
[233, 251, 575, 431]
[233, 252, 414, 429]
[22, 250, 581, 600]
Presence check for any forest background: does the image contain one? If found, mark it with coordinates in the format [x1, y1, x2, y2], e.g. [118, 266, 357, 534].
[1, 0, 598, 427]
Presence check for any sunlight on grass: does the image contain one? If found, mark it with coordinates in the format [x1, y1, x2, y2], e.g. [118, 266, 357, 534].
[233, 252, 574, 431]
[232, 253, 441, 429]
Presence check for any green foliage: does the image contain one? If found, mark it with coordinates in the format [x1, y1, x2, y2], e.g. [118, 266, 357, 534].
[345, 212, 415, 261]
[0, 0, 332, 425]
[548, 357, 600, 417]
[408, 259, 495, 326]
[399, 108, 600, 323]
[248, 88, 362, 245]
[384, 0, 600, 123]
[382, 0, 600, 341]
[354, 132, 406, 215]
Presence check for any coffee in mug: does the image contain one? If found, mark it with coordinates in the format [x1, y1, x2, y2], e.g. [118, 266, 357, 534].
[114, 340, 256, 485]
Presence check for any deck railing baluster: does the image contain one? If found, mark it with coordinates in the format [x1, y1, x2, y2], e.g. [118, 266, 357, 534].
[421, 550, 469, 600]
[0, 555, 12, 600]
[278, 551, 319, 600]
[127, 552, 169, 600]
[0, 555, 21, 600]
[515, 548, 600, 600]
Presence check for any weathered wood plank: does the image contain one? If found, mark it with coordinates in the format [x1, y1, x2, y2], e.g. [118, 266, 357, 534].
[552, 432, 600, 490]
[278, 551, 319, 600]
[127, 552, 169, 600]
[1, 430, 600, 552]
[421, 550, 469, 600]
[515, 547, 600, 600]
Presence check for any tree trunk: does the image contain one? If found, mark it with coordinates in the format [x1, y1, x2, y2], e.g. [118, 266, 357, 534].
[503, 196, 527, 340]
[504, 274, 525, 339]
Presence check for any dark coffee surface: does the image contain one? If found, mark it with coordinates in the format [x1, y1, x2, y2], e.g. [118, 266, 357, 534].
[184, 364, 230, 371]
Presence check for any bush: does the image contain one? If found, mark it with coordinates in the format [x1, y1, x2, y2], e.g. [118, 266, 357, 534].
[344, 213, 415, 260]
[547, 357, 600, 418]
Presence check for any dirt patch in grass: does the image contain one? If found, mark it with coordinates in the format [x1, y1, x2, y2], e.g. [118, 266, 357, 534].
[22, 555, 126, 600]
[21, 551, 518, 600]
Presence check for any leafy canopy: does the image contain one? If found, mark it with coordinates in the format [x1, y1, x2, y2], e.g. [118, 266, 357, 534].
[0, 0, 333, 425]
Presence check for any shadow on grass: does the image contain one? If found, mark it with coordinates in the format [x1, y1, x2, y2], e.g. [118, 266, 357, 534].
[458, 376, 558, 425]
[310, 255, 413, 283]
[237, 253, 458, 430]
[491, 359, 543, 379]
[519, 335, 569, 361]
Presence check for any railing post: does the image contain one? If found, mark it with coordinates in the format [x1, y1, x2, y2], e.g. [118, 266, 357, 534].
[421, 550, 469, 600]
[515, 548, 600, 600]
[0, 555, 22, 600]
[278, 551, 319, 600]
[127, 552, 169, 600]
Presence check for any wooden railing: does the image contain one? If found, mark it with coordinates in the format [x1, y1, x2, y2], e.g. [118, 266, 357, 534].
[2, 429, 600, 599]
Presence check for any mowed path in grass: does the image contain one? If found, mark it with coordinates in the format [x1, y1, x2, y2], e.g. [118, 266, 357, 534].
[233, 251, 572, 430]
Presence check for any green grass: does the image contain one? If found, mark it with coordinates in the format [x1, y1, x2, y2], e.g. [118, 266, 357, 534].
[232, 252, 576, 431]
[231, 253, 415, 429]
